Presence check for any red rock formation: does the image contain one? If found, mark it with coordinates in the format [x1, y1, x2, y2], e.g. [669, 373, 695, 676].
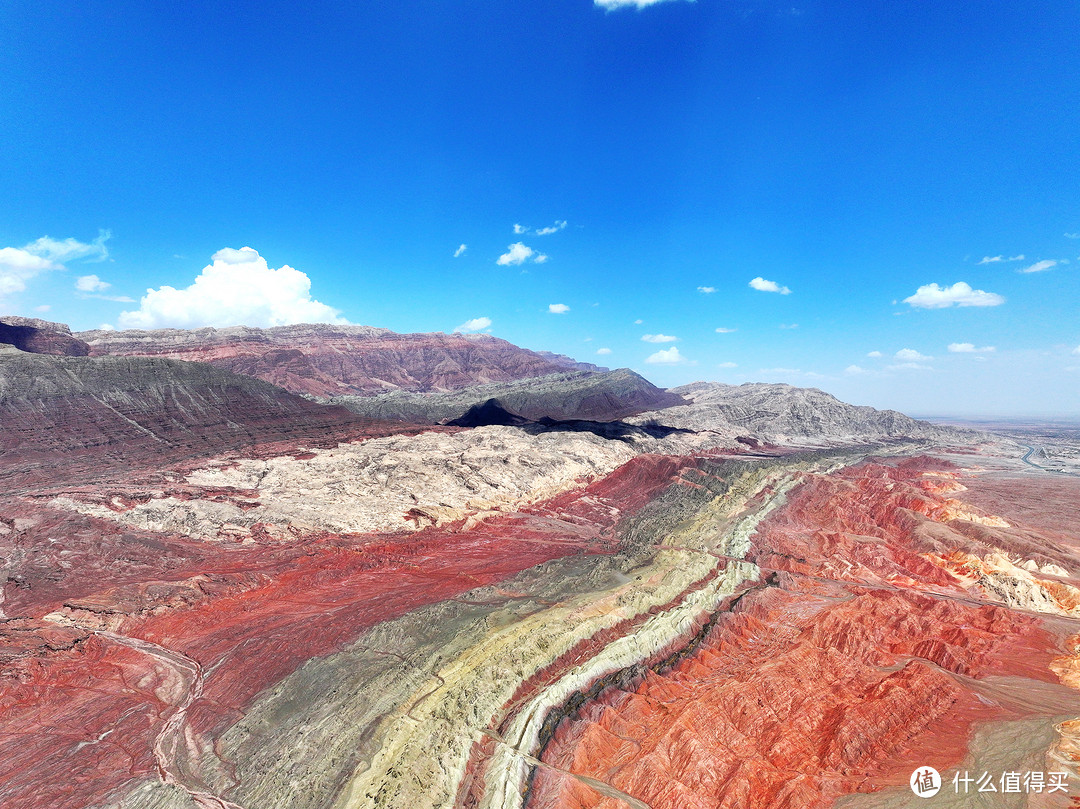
[0, 453, 695, 809]
[527, 458, 1080, 809]
[78, 324, 584, 396]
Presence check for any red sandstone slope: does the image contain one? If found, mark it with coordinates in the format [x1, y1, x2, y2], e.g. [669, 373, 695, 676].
[0, 347, 416, 489]
[77, 323, 597, 396]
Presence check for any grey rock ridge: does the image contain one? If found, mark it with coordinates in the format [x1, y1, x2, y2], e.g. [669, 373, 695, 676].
[629, 381, 989, 446]
[318, 368, 684, 424]
[77, 323, 600, 397]
[0, 347, 409, 489]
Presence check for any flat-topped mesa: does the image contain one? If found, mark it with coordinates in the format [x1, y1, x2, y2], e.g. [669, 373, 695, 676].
[631, 380, 988, 446]
[77, 323, 600, 397]
[0, 315, 90, 356]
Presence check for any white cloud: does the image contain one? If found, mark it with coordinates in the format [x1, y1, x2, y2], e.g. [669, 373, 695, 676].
[697, 286, 716, 294]
[0, 247, 58, 296]
[595, 0, 687, 9]
[978, 254, 1024, 264]
[534, 220, 567, 236]
[548, 303, 570, 314]
[867, 350, 883, 358]
[645, 346, 686, 364]
[634, 319, 643, 324]
[1018, 259, 1057, 274]
[714, 327, 737, 333]
[596, 347, 612, 355]
[513, 224, 528, 235]
[1072, 345, 1080, 355]
[903, 281, 1005, 309]
[0, 230, 114, 300]
[779, 323, 798, 329]
[453, 244, 467, 258]
[117, 246, 346, 330]
[34, 304, 51, 313]
[76, 274, 110, 292]
[948, 342, 995, 353]
[716, 361, 737, 368]
[642, 333, 677, 343]
[453, 316, 492, 333]
[24, 229, 111, 263]
[888, 362, 932, 371]
[497, 242, 547, 266]
[895, 348, 931, 361]
[845, 365, 866, 375]
[1065, 233, 1079, 239]
[749, 276, 791, 295]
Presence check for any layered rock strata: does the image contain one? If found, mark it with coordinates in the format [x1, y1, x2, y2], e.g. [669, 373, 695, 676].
[78, 324, 593, 396]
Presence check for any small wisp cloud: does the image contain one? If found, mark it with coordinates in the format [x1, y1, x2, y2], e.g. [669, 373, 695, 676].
[497, 242, 548, 266]
[453, 317, 492, 333]
[642, 334, 677, 343]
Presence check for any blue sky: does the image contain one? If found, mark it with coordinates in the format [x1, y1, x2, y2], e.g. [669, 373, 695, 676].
[2, 0, 1079, 415]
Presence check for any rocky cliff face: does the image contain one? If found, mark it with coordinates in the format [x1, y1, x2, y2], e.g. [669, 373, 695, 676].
[632, 381, 986, 446]
[0, 315, 90, 356]
[322, 368, 685, 424]
[0, 347, 411, 489]
[78, 323, 586, 396]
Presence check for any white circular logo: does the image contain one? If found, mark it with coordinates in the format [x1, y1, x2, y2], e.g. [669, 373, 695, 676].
[910, 767, 941, 798]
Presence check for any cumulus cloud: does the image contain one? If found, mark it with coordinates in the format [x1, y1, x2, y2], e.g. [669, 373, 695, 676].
[116, 246, 345, 330]
[75, 274, 110, 292]
[453, 316, 492, 333]
[645, 346, 686, 364]
[513, 224, 528, 235]
[948, 342, 995, 353]
[595, 0, 687, 9]
[714, 327, 736, 333]
[845, 365, 866, 375]
[749, 276, 791, 295]
[548, 303, 570, 314]
[596, 347, 612, 355]
[497, 242, 547, 266]
[867, 350, 883, 358]
[903, 281, 1005, 309]
[895, 348, 931, 361]
[1018, 259, 1058, 274]
[453, 244, 467, 258]
[642, 333, 677, 343]
[697, 286, 716, 294]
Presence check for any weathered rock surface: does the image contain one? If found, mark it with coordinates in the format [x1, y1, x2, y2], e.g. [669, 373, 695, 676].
[322, 368, 684, 424]
[631, 382, 988, 447]
[78, 323, 588, 396]
[0, 348, 413, 489]
[0, 315, 90, 356]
